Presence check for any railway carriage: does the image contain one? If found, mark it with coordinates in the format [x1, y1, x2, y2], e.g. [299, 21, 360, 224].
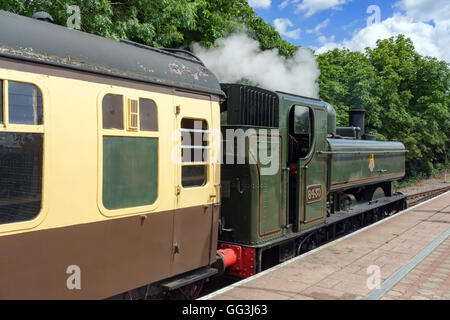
[0, 11, 223, 299]
[0, 11, 408, 299]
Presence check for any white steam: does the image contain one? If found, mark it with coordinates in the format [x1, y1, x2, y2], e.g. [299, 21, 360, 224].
[193, 33, 320, 98]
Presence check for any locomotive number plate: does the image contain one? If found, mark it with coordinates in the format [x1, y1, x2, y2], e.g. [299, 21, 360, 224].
[307, 185, 322, 203]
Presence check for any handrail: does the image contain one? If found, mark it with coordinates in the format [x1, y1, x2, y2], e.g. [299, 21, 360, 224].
[318, 150, 409, 155]
[160, 48, 205, 66]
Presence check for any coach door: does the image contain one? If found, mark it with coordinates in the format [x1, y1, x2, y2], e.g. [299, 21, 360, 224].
[171, 94, 217, 275]
[295, 106, 327, 231]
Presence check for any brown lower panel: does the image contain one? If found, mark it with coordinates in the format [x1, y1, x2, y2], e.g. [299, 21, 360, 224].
[173, 205, 213, 275]
[0, 204, 217, 299]
[210, 205, 220, 263]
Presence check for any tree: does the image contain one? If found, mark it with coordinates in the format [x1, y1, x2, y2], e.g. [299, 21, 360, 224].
[318, 35, 450, 178]
[0, 0, 296, 57]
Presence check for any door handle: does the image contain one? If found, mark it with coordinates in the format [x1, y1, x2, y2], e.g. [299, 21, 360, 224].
[236, 177, 244, 194]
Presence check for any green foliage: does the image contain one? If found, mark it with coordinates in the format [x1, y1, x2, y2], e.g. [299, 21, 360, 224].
[318, 35, 450, 179]
[0, 0, 296, 56]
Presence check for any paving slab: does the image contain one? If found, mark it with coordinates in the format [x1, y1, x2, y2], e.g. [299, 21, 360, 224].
[381, 237, 450, 300]
[201, 191, 450, 300]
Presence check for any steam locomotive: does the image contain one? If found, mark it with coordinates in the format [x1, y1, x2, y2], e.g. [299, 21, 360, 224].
[0, 11, 406, 299]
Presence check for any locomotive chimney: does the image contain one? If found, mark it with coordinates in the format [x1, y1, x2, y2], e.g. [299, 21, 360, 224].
[348, 109, 366, 138]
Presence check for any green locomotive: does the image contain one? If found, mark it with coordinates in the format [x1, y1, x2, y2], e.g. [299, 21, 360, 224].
[218, 84, 407, 278]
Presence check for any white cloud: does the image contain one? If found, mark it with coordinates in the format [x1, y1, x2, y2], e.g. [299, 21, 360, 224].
[273, 18, 301, 40]
[316, 35, 335, 44]
[317, 35, 328, 44]
[394, 0, 450, 22]
[295, 0, 350, 17]
[248, 0, 272, 9]
[279, 0, 290, 9]
[306, 18, 331, 35]
[316, 0, 450, 62]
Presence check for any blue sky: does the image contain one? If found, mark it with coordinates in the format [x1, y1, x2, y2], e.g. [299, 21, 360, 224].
[248, 0, 449, 61]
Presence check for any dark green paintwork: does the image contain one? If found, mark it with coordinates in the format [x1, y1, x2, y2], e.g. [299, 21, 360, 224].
[277, 92, 330, 232]
[325, 103, 336, 135]
[103, 136, 158, 210]
[326, 139, 406, 192]
[220, 126, 282, 245]
[220, 84, 406, 245]
[251, 134, 282, 236]
[220, 88, 331, 243]
[297, 108, 327, 230]
[336, 127, 361, 139]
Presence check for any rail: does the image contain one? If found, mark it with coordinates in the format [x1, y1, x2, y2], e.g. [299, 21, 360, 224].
[406, 185, 450, 207]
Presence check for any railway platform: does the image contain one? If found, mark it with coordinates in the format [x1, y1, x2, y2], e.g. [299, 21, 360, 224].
[201, 191, 450, 300]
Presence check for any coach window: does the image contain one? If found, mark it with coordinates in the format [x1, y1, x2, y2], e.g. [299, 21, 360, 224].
[139, 98, 158, 131]
[0, 80, 44, 225]
[181, 118, 209, 188]
[102, 94, 124, 130]
[101, 94, 159, 211]
[8, 81, 43, 125]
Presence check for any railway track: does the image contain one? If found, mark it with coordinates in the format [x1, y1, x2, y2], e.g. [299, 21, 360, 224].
[406, 185, 450, 207]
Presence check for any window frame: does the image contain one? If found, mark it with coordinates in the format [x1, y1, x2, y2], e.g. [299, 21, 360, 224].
[292, 105, 316, 161]
[180, 117, 210, 189]
[1, 79, 44, 134]
[97, 90, 160, 217]
[0, 77, 47, 234]
[294, 105, 311, 136]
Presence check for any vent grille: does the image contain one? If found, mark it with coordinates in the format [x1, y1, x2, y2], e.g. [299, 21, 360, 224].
[222, 84, 279, 128]
[239, 87, 277, 127]
[128, 99, 139, 131]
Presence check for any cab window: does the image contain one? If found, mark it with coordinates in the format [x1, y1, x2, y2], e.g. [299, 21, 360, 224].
[294, 106, 310, 135]
[289, 105, 314, 161]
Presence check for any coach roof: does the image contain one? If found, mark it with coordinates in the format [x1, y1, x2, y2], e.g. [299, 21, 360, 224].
[0, 11, 225, 97]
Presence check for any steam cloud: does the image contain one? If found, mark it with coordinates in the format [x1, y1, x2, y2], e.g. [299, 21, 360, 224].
[193, 33, 320, 98]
